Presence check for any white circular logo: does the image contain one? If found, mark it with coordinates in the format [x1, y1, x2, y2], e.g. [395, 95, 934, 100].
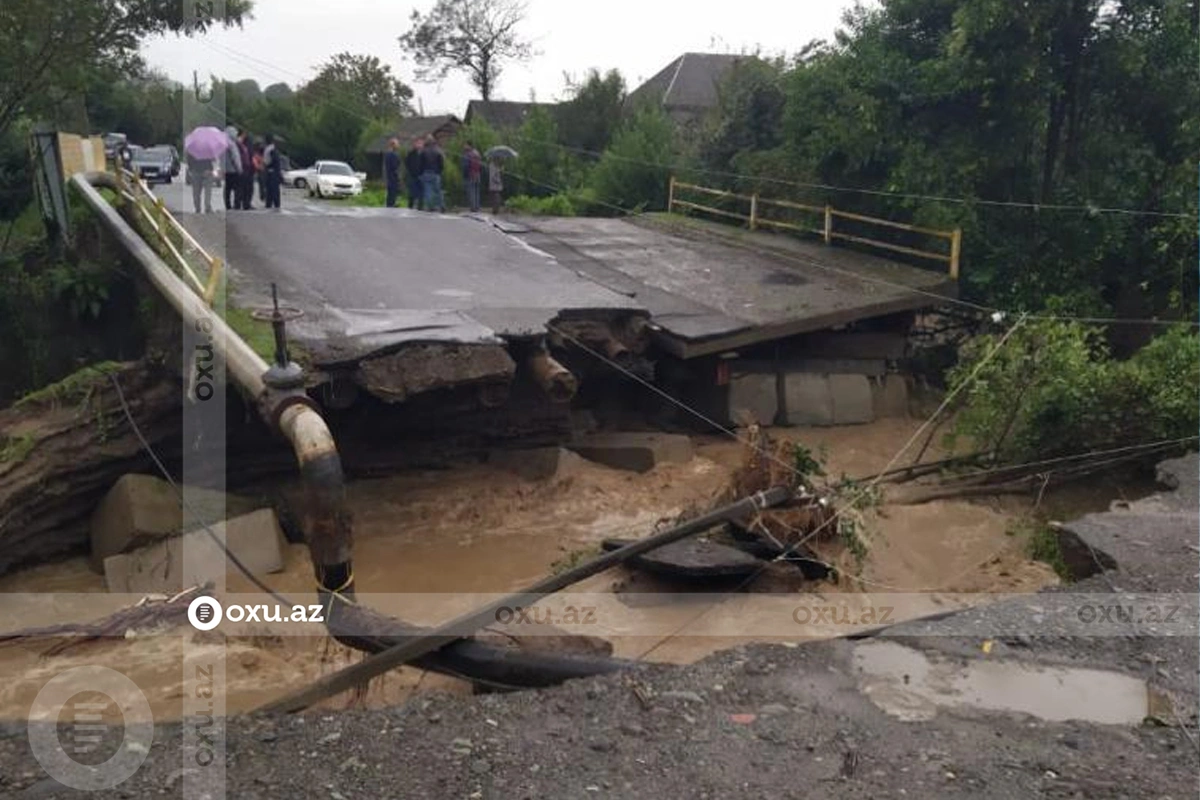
[188, 596, 223, 631]
[27, 666, 153, 790]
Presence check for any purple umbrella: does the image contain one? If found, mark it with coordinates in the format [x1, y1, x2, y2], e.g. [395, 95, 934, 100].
[184, 126, 230, 160]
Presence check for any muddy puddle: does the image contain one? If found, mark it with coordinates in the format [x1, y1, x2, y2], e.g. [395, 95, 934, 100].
[854, 640, 1150, 725]
[0, 419, 1126, 721]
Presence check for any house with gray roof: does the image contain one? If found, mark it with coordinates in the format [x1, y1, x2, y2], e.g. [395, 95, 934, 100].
[463, 100, 559, 130]
[626, 52, 747, 124]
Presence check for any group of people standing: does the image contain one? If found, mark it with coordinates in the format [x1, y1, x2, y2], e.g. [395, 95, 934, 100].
[185, 126, 282, 214]
[384, 138, 503, 214]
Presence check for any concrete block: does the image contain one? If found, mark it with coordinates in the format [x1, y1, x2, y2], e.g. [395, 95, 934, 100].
[783, 374, 834, 426]
[567, 432, 694, 473]
[89, 474, 258, 572]
[104, 508, 285, 594]
[728, 373, 778, 427]
[830, 374, 874, 425]
[490, 447, 582, 481]
[872, 374, 910, 419]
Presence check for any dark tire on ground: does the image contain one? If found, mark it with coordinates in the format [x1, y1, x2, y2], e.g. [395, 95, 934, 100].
[295, 178, 307, 189]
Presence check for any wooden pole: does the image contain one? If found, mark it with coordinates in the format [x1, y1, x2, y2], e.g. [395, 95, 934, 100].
[668, 176, 676, 213]
[949, 228, 962, 279]
[823, 205, 832, 244]
[259, 486, 792, 714]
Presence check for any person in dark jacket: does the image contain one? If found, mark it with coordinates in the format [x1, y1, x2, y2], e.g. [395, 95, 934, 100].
[237, 131, 255, 209]
[461, 143, 482, 212]
[404, 137, 425, 210]
[263, 134, 282, 209]
[222, 126, 243, 210]
[384, 138, 402, 208]
[419, 137, 446, 212]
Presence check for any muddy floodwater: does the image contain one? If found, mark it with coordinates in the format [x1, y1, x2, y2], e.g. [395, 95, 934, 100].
[0, 419, 1134, 722]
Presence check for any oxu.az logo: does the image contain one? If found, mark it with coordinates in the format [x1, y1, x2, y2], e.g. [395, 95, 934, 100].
[187, 596, 326, 630]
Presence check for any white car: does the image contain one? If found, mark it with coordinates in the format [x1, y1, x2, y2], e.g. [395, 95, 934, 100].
[283, 166, 311, 189]
[306, 161, 363, 198]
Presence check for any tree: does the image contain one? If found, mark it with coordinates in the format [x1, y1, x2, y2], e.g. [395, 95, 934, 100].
[300, 53, 414, 120]
[511, 105, 562, 196]
[264, 83, 295, 102]
[587, 107, 675, 212]
[398, 0, 533, 101]
[557, 69, 626, 155]
[0, 0, 252, 137]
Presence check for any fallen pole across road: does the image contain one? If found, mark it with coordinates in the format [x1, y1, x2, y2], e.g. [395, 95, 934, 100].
[260, 486, 792, 714]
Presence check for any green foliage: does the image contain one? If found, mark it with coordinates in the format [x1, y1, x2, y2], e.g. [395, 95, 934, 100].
[587, 107, 676, 212]
[48, 264, 111, 321]
[0, 433, 35, 464]
[947, 320, 1200, 462]
[1015, 519, 1071, 580]
[504, 194, 576, 216]
[791, 443, 826, 484]
[0, 0, 252, 139]
[686, 0, 1197, 320]
[558, 69, 627, 155]
[509, 106, 566, 196]
[300, 52, 414, 120]
[16, 361, 122, 409]
[399, 0, 534, 101]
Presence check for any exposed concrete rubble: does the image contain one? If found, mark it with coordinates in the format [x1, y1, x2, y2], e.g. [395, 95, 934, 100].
[567, 432, 695, 473]
[88, 474, 260, 571]
[102, 508, 286, 594]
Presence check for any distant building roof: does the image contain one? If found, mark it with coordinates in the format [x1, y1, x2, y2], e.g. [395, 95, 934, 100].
[627, 53, 746, 114]
[464, 100, 558, 129]
[364, 115, 462, 153]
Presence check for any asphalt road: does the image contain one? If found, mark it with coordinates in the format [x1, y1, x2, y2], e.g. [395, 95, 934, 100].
[153, 183, 644, 365]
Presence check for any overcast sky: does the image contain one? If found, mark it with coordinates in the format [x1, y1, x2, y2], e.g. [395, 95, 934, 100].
[141, 0, 855, 115]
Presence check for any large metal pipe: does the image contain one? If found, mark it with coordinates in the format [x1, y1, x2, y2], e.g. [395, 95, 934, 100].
[72, 172, 354, 592]
[526, 349, 578, 403]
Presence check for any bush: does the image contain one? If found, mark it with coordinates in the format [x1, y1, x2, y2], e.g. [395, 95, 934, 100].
[586, 106, 675, 212]
[946, 319, 1200, 462]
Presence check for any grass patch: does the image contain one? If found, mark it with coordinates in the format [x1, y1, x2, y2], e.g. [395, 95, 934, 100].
[0, 433, 36, 463]
[15, 361, 123, 409]
[346, 187, 387, 207]
[222, 305, 279, 363]
[1015, 518, 1072, 580]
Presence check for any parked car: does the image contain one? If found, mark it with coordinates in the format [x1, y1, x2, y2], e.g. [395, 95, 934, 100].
[155, 144, 181, 177]
[306, 160, 363, 198]
[132, 146, 175, 184]
[102, 132, 128, 159]
[283, 165, 311, 189]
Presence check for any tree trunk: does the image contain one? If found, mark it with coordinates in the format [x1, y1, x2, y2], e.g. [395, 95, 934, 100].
[0, 362, 183, 576]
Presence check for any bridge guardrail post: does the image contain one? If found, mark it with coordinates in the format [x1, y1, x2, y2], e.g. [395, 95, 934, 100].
[949, 228, 962, 279]
[749, 192, 758, 231]
[823, 205, 832, 244]
[668, 176, 676, 213]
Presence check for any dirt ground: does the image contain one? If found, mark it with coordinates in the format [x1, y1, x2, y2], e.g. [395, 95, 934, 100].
[0, 419, 1125, 725]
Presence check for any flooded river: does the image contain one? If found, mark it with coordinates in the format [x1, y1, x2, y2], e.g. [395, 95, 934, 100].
[0, 419, 1133, 721]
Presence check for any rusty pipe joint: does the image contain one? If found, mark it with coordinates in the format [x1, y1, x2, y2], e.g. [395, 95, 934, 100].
[527, 349, 578, 403]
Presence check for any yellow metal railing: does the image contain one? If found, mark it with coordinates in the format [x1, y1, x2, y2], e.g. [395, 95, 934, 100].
[668, 177, 961, 279]
[111, 166, 224, 305]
